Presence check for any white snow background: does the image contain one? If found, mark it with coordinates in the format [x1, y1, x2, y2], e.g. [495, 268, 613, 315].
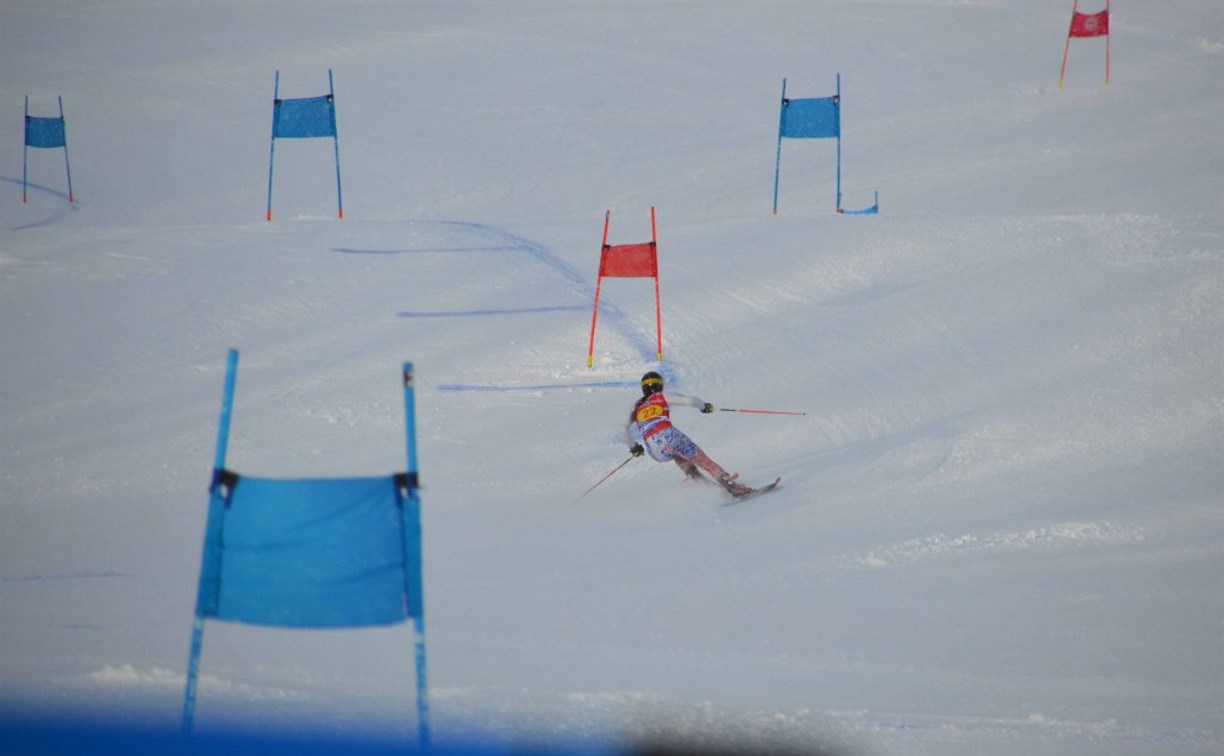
[1, 1, 1221, 754]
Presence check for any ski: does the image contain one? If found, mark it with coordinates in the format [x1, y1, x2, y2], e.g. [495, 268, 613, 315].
[722, 476, 781, 504]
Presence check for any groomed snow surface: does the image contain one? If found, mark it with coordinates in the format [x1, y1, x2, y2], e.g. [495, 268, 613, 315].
[1, 2, 1221, 755]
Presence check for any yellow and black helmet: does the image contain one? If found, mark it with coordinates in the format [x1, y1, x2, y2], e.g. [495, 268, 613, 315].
[640, 370, 664, 397]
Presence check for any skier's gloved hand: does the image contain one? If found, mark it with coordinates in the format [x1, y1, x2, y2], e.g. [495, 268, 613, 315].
[701, 402, 715, 414]
[630, 443, 644, 457]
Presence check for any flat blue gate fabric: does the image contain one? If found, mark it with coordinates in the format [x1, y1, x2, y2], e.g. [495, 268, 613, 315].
[780, 96, 840, 139]
[25, 116, 66, 148]
[273, 95, 336, 138]
[198, 475, 410, 628]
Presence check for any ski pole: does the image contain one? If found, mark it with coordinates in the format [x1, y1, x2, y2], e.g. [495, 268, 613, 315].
[718, 407, 807, 416]
[577, 456, 635, 500]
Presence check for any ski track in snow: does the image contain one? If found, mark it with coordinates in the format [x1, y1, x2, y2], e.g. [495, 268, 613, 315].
[334, 218, 664, 389]
[0, 175, 75, 230]
[842, 520, 1146, 571]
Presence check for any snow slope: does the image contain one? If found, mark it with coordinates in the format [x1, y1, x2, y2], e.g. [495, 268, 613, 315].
[1, 1, 1221, 754]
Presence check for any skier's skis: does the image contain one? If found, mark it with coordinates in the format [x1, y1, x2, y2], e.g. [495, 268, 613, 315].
[722, 476, 781, 505]
[682, 467, 781, 502]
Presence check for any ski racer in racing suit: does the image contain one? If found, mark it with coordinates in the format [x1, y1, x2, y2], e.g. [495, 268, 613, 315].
[623, 371, 749, 494]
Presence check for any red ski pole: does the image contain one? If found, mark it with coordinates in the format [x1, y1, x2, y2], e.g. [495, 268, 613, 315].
[718, 407, 806, 416]
[577, 456, 636, 500]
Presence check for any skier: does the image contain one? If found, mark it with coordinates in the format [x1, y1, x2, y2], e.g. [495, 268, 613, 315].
[624, 370, 751, 495]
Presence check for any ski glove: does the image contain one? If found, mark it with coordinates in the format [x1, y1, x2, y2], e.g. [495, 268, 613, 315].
[701, 403, 715, 413]
[630, 443, 645, 457]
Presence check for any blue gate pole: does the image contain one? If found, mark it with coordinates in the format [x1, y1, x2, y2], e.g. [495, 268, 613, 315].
[182, 349, 239, 734]
[772, 78, 786, 215]
[401, 363, 430, 749]
[22, 96, 29, 203]
[266, 71, 279, 221]
[329, 69, 344, 219]
[60, 97, 74, 204]
[835, 73, 842, 213]
[211, 349, 239, 506]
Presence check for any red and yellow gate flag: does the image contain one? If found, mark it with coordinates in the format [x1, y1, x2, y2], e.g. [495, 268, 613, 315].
[1070, 9, 1109, 38]
[1059, 0, 1110, 88]
[586, 207, 663, 368]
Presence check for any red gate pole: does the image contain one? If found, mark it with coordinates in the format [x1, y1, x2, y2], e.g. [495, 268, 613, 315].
[650, 206, 662, 362]
[586, 211, 612, 369]
[1058, 0, 1079, 89]
[1104, 0, 1111, 86]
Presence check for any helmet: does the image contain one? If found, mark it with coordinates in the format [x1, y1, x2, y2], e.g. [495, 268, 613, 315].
[640, 371, 664, 396]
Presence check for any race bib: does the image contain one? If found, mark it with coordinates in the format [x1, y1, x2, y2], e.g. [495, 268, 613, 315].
[636, 404, 664, 422]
